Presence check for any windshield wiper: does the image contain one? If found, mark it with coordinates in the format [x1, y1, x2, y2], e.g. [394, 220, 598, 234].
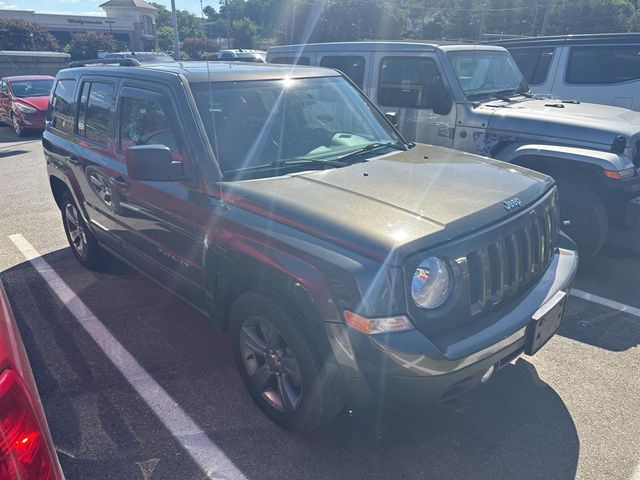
[334, 141, 408, 164]
[468, 91, 515, 103]
[226, 157, 347, 175]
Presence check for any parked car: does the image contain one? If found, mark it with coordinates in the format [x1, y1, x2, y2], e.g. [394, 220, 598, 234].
[212, 49, 267, 62]
[0, 75, 54, 137]
[0, 280, 64, 479]
[99, 51, 176, 64]
[487, 33, 640, 111]
[268, 42, 640, 259]
[44, 59, 578, 431]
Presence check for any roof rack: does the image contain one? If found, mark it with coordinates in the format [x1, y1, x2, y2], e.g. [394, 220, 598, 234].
[69, 58, 141, 68]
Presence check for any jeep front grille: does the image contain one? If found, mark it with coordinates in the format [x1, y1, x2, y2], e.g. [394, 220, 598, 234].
[466, 189, 558, 317]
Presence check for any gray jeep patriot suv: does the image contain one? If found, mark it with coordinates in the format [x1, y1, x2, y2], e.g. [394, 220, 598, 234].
[44, 60, 578, 431]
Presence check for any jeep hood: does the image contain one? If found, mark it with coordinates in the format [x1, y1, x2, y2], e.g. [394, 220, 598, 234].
[486, 99, 640, 147]
[223, 145, 552, 263]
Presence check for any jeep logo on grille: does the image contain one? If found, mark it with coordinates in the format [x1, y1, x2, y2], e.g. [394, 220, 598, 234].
[503, 197, 523, 211]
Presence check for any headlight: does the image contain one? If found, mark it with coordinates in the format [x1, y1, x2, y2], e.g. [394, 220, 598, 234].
[411, 257, 452, 309]
[15, 103, 38, 114]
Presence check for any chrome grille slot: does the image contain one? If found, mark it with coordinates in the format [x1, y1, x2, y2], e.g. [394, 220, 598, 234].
[465, 191, 557, 318]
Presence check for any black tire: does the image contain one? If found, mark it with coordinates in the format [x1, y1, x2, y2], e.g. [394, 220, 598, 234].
[60, 192, 109, 270]
[557, 181, 608, 261]
[11, 114, 24, 137]
[230, 291, 345, 431]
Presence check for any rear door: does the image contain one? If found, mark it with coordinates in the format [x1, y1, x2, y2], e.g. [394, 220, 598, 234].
[371, 52, 456, 147]
[552, 44, 640, 110]
[110, 84, 209, 307]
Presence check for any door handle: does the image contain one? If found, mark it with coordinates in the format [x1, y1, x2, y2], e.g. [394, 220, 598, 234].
[65, 155, 81, 165]
[109, 176, 130, 189]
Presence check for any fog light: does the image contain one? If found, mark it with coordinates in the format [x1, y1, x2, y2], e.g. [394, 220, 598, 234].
[480, 365, 494, 383]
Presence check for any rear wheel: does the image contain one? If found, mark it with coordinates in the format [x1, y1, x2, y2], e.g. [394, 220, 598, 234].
[230, 291, 345, 431]
[558, 181, 608, 261]
[61, 192, 109, 270]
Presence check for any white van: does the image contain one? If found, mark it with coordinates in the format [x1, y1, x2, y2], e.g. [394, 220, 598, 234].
[491, 33, 640, 111]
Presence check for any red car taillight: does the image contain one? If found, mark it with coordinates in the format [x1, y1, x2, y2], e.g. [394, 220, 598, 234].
[0, 369, 58, 480]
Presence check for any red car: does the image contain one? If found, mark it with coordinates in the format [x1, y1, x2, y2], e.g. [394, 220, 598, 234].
[0, 280, 64, 479]
[0, 76, 54, 137]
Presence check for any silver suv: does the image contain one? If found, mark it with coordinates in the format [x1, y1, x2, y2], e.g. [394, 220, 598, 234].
[268, 42, 640, 259]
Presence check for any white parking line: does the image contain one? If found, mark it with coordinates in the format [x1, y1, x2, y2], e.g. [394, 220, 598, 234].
[570, 288, 640, 319]
[8, 234, 246, 480]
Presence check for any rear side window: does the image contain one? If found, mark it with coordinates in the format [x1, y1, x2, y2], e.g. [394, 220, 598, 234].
[378, 56, 448, 109]
[119, 97, 179, 152]
[320, 55, 366, 88]
[566, 45, 640, 84]
[48, 79, 77, 134]
[269, 56, 311, 65]
[77, 82, 115, 144]
[509, 47, 555, 85]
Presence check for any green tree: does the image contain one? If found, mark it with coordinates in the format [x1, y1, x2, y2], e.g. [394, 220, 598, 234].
[157, 25, 175, 51]
[151, 2, 204, 38]
[182, 36, 220, 58]
[69, 32, 116, 60]
[231, 18, 259, 48]
[0, 19, 59, 51]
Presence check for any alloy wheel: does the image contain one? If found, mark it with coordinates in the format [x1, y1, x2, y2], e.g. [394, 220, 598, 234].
[239, 316, 303, 412]
[65, 202, 87, 258]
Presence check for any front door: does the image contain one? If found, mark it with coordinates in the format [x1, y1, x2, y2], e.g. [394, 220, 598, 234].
[370, 53, 456, 147]
[109, 85, 209, 307]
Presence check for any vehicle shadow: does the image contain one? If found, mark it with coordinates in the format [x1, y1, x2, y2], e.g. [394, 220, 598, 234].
[558, 245, 640, 352]
[1, 248, 580, 480]
[0, 149, 28, 158]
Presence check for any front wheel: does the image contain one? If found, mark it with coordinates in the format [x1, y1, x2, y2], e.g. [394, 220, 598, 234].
[558, 181, 608, 261]
[230, 292, 345, 431]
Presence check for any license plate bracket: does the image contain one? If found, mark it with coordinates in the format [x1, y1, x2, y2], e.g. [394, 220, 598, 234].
[525, 291, 567, 355]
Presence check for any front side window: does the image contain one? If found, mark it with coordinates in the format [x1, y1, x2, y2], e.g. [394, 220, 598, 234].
[191, 76, 402, 178]
[566, 45, 640, 84]
[448, 51, 528, 99]
[377, 56, 451, 110]
[320, 55, 366, 88]
[119, 97, 179, 152]
[77, 82, 115, 144]
[9, 79, 53, 98]
[509, 47, 555, 85]
[49, 79, 77, 134]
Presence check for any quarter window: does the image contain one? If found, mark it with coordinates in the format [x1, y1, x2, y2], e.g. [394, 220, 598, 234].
[320, 55, 366, 88]
[77, 82, 115, 144]
[49, 79, 77, 134]
[119, 97, 179, 152]
[566, 45, 640, 84]
[378, 56, 449, 110]
[509, 47, 555, 85]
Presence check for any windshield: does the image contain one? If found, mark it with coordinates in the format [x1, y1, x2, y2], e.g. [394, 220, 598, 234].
[9, 79, 53, 98]
[448, 51, 528, 99]
[191, 76, 402, 179]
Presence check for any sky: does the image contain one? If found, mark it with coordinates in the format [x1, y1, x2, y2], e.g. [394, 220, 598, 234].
[0, 0, 218, 16]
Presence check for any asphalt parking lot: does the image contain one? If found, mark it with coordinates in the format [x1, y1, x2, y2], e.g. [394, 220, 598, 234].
[0, 128, 638, 480]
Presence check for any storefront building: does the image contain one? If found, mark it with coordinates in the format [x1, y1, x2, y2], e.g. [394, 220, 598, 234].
[0, 0, 158, 51]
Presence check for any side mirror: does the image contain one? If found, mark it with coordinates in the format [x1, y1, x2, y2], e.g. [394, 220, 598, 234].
[432, 90, 453, 116]
[385, 111, 399, 128]
[125, 145, 184, 182]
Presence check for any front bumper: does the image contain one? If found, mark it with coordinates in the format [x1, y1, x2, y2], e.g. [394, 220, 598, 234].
[14, 109, 46, 130]
[326, 244, 578, 406]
